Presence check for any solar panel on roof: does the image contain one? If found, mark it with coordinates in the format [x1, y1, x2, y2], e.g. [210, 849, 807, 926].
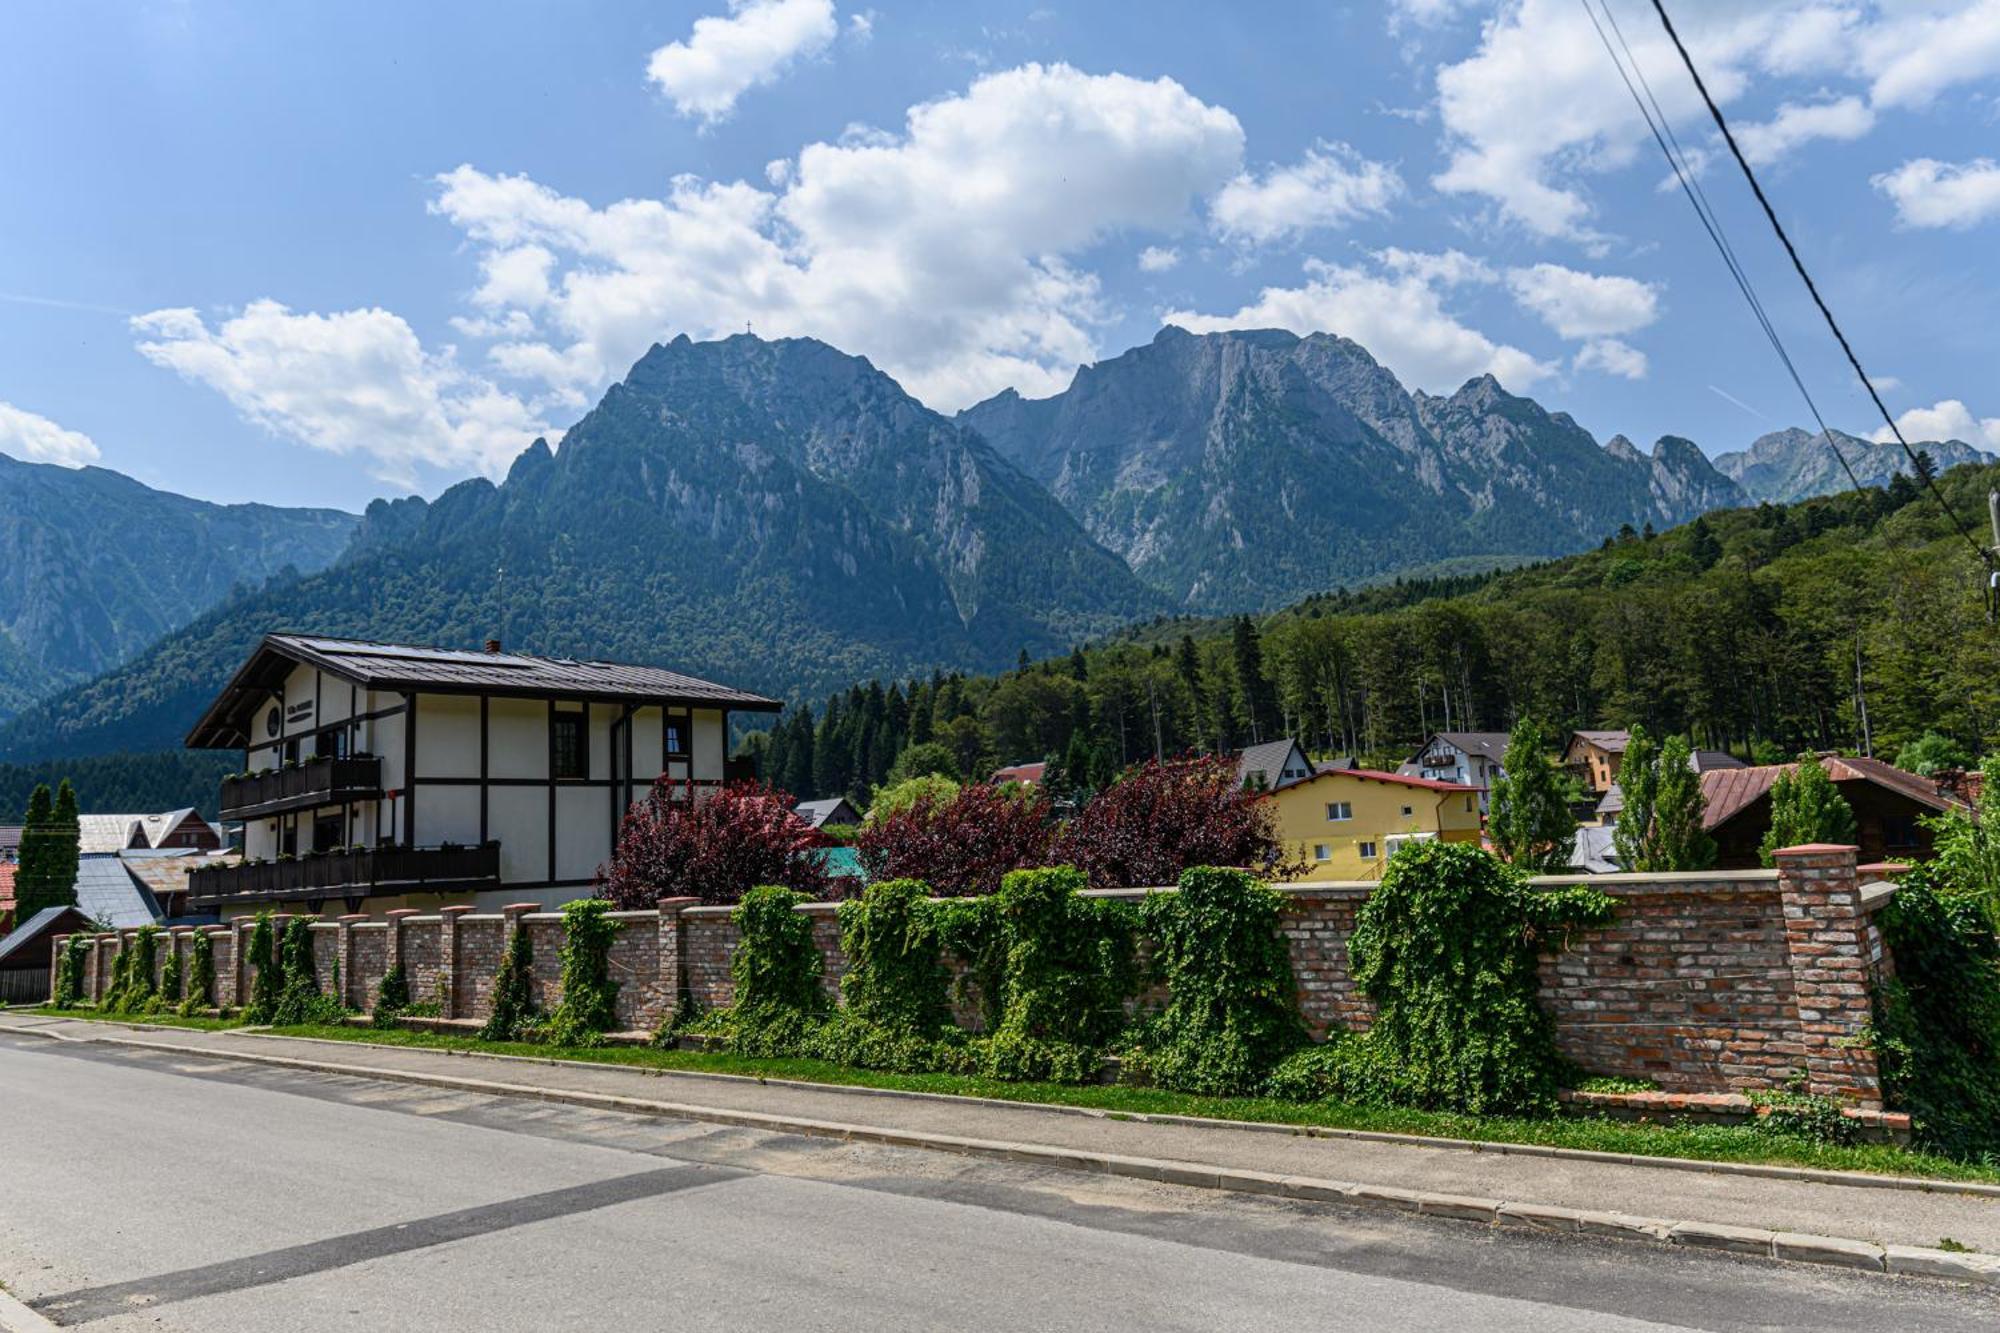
[303, 639, 537, 669]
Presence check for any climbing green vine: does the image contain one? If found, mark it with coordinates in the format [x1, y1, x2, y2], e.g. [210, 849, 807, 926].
[269, 917, 345, 1026]
[479, 923, 538, 1042]
[178, 929, 214, 1016]
[244, 912, 281, 1023]
[1129, 867, 1306, 1096]
[1870, 865, 2000, 1162]
[52, 933, 91, 1009]
[1267, 840, 1613, 1114]
[372, 965, 412, 1029]
[544, 899, 621, 1046]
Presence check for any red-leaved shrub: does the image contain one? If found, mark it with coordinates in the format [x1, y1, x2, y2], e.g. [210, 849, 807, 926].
[600, 778, 832, 907]
[855, 782, 1054, 896]
[1055, 755, 1301, 888]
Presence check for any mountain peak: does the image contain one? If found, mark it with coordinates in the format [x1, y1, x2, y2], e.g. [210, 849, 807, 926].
[1604, 434, 1645, 464]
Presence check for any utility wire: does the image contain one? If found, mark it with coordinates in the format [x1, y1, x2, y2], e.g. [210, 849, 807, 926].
[1646, 0, 1991, 565]
[1583, 0, 1863, 494]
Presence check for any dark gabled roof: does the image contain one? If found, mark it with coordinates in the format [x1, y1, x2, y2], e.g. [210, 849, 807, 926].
[1568, 729, 1630, 754]
[0, 905, 95, 968]
[188, 633, 782, 748]
[1415, 732, 1513, 763]
[794, 797, 859, 829]
[0, 825, 21, 857]
[1235, 739, 1314, 792]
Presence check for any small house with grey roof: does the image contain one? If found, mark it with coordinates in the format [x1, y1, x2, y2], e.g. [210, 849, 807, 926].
[182, 633, 780, 915]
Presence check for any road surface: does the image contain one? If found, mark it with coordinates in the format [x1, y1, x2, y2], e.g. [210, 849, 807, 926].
[0, 1029, 1990, 1331]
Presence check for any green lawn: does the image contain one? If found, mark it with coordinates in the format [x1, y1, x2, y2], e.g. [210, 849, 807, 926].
[32, 1005, 247, 1032]
[263, 1022, 2000, 1186]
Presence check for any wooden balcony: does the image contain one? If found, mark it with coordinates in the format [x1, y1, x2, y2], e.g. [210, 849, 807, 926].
[219, 754, 383, 820]
[185, 843, 500, 909]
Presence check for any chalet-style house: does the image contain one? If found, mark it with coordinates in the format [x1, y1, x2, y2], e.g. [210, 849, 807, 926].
[795, 796, 862, 830]
[1564, 730, 1629, 793]
[1700, 754, 1964, 869]
[77, 809, 224, 855]
[990, 761, 1046, 786]
[182, 634, 779, 914]
[1592, 747, 1745, 822]
[1400, 732, 1510, 811]
[1234, 738, 1317, 792]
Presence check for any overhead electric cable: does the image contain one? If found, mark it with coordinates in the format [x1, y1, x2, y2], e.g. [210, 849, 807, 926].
[1580, 0, 1864, 493]
[1645, 0, 1990, 564]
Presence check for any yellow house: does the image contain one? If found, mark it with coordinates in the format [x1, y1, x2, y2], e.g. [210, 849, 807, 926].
[1265, 767, 1484, 879]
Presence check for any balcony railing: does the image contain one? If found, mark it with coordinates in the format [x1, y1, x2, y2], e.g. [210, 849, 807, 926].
[185, 843, 501, 908]
[219, 754, 383, 820]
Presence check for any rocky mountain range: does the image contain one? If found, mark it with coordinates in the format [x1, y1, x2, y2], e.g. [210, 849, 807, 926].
[2, 327, 1984, 764]
[1712, 427, 1985, 505]
[0, 452, 356, 718]
[959, 327, 1745, 609]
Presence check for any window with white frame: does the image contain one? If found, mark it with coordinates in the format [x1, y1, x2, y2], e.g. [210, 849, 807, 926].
[1312, 843, 1330, 862]
[1358, 840, 1378, 859]
[1325, 801, 1352, 821]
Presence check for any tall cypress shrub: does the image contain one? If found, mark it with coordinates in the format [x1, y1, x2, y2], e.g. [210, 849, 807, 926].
[1760, 756, 1857, 865]
[1651, 736, 1716, 871]
[1486, 718, 1577, 872]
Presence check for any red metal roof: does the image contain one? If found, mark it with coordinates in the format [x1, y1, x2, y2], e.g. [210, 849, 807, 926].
[991, 762, 1046, 784]
[1699, 755, 1961, 830]
[1293, 766, 1482, 794]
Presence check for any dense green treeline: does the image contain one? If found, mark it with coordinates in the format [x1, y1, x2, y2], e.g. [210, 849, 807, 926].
[750, 462, 2000, 804]
[0, 752, 235, 823]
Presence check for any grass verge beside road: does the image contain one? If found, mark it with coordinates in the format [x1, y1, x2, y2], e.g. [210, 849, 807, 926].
[247, 1021, 2000, 1186]
[29, 1006, 246, 1031]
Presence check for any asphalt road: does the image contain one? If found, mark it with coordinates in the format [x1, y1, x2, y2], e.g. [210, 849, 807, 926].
[0, 1030, 1992, 1332]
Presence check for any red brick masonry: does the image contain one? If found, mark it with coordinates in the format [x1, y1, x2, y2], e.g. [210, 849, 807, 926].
[55, 846, 1894, 1105]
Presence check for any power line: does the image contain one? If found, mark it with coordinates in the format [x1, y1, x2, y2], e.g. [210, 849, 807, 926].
[1580, 0, 1863, 493]
[1645, 0, 1991, 566]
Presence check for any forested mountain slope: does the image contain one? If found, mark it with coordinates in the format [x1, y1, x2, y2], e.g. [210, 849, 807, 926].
[0, 451, 356, 719]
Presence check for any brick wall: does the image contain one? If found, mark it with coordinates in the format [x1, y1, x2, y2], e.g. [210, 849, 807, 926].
[50, 846, 1895, 1105]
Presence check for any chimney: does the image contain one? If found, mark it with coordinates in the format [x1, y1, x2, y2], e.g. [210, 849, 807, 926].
[484, 638, 502, 655]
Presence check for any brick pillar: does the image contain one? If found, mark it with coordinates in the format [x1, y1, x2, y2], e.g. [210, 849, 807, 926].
[169, 928, 193, 1000]
[383, 908, 419, 978]
[212, 927, 237, 1010]
[337, 915, 367, 1007]
[93, 933, 118, 1001]
[656, 897, 700, 1025]
[1774, 843, 1883, 1108]
[231, 916, 257, 1006]
[438, 905, 475, 1019]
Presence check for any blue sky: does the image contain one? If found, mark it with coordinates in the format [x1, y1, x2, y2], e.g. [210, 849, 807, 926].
[3, 0, 1998, 511]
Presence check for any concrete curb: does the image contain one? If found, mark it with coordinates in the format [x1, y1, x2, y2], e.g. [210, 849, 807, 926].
[17, 1024, 2000, 1290]
[217, 1025, 2000, 1200]
[0, 1284, 62, 1333]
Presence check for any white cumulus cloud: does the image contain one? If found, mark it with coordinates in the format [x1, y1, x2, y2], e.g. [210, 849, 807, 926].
[1209, 141, 1401, 244]
[1426, 1, 2000, 242]
[1162, 248, 1555, 393]
[1575, 338, 1649, 379]
[0, 400, 100, 467]
[1505, 262, 1660, 338]
[1137, 245, 1180, 273]
[432, 62, 1246, 410]
[131, 301, 550, 486]
[1874, 398, 2000, 450]
[646, 0, 839, 125]
[1735, 95, 1875, 166]
[1872, 157, 2000, 228]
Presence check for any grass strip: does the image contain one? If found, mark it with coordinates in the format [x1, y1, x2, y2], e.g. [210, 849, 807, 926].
[33, 1005, 248, 1032]
[262, 1022, 2000, 1186]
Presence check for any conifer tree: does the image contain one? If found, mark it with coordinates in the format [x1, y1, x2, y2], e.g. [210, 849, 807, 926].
[1486, 718, 1577, 872]
[15, 782, 80, 919]
[1760, 756, 1858, 865]
[1613, 725, 1660, 872]
[1651, 735, 1716, 871]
